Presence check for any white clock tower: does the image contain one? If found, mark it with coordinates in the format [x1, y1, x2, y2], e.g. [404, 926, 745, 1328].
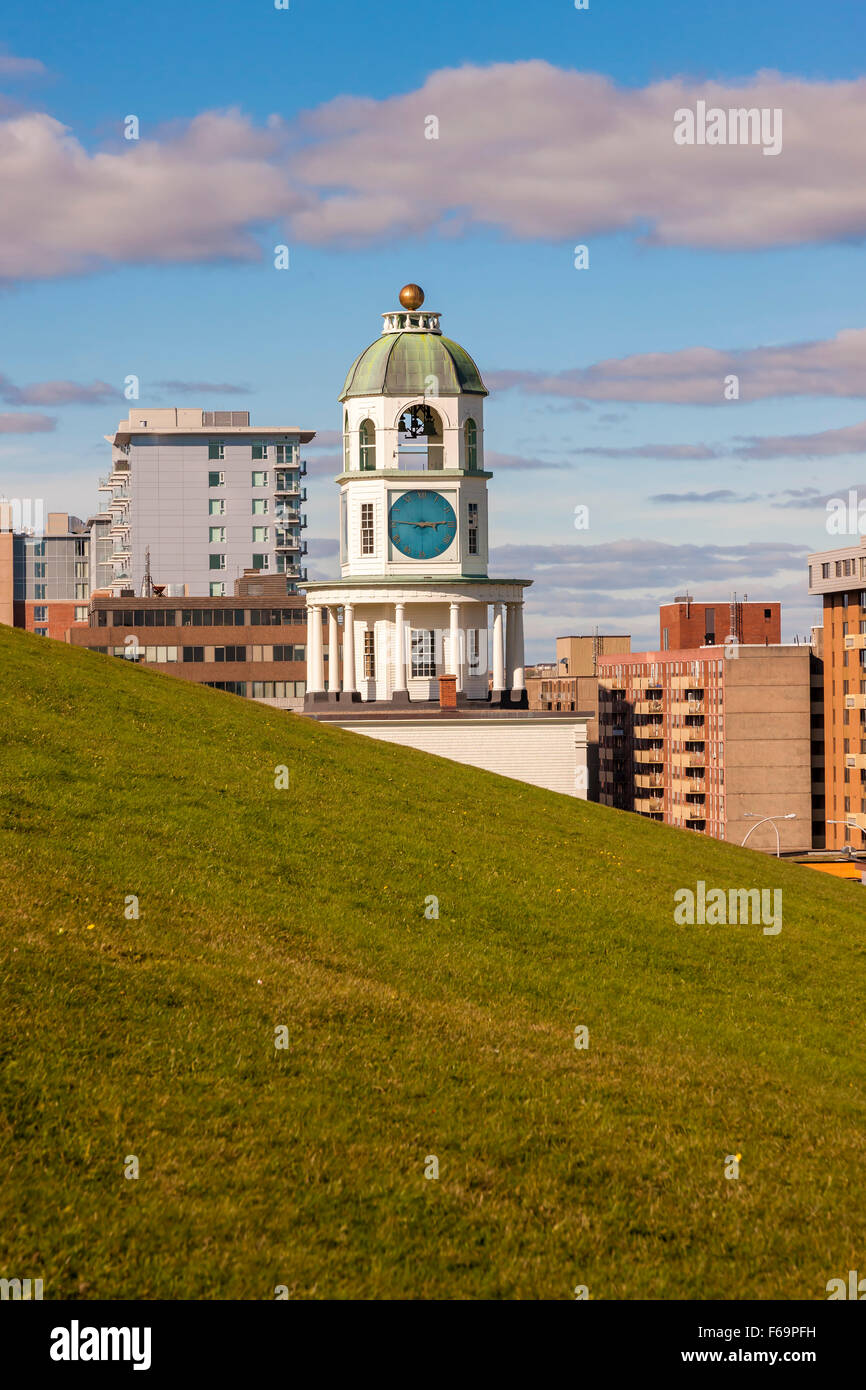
[304, 284, 531, 707]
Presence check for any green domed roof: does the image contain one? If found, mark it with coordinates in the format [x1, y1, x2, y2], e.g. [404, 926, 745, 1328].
[340, 331, 488, 401]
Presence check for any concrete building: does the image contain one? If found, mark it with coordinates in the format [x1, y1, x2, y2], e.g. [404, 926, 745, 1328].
[102, 408, 314, 598]
[69, 571, 320, 712]
[598, 644, 814, 853]
[302, 284, 590, 799]
[526, 634, 631, 801]
[807, 539, 866, 850]
[660, 596, 781, 650]
[0, 509, 91, 640]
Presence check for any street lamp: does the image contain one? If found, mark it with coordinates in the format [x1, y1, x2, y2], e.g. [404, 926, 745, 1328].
[741, 812, 796, 858]
[826, 820, 857, 857]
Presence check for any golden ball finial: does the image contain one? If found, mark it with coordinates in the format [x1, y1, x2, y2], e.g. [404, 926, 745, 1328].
[399, 283, 424, 310]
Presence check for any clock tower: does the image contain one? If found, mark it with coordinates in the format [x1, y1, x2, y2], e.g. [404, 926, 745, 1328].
[304, 285, 531, 706]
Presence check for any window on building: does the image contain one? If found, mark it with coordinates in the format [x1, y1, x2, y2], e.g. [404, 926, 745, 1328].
[33, 605, 47, 621]
[75, 538, 86, 557]
[252, 498, 269, 515]
[464, 418, 478, 470]
[252, 443, 268, 461]
[209, 498, 225, 516]
[343, 412, 350, 471]
[360, 502, 374, 555]
[34, 584, 46, 599]
[208, 470, 225, 487]
[275, 444, 295, 464]
[183, 646, 205, 663]
[467, 501, 478, 555]
[411, 629, 436, 678]
[251, 471, 269, 488]
[359, 419, 376, 471]
[209, 582, 226, 597]
[252, 554, 270, 571]
[208, 444, 225, 461]
[34, 562, 45, 578]
[214, 646, 246, 662]
[468, 629, 482, 673]
[209, 527, 226, 544]
[764, 608, 772, 620]
[209, 554, 226, 571]
[252, 526, 269, 543]
[363, 629, 375, 679]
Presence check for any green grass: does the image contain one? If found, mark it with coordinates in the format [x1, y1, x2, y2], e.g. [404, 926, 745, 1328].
[0, 622, 863, 1300]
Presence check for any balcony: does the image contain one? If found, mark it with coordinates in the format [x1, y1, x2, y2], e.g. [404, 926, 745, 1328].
[275, 531, 302, 552]
[844, 634, 866, 650]
[845, 694, 866, 709]
[634, 698, 664, 714]
[670, 676, 705, 691]
[641, 797, 664, 813]
[635, 773, 664, 789]
[844, 753, 866, 770]
[844, 812, 866, 831]
[631, 745, 664, 767]
[671, 698, 705, 713]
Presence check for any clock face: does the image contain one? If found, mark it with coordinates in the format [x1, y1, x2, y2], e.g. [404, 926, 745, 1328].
[389, 490, 457, 559]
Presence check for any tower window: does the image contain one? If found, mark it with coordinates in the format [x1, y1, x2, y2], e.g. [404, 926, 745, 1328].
[359, 419, 376, 471]
[360, 502, 374, 556]
[363, 629, 375, 679]
[343, 412, 350, 472]
[467, 501, 478, 555]
[397, 405, 443, 471]
[464, 418, 478, 470]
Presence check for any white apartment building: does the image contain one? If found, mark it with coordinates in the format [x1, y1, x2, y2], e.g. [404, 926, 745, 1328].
[102, 409, 314, 597]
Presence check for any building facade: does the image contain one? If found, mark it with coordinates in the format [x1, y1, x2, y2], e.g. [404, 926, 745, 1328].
[526, 635, 631, 801]
[598, 644, 814, 852]
[807, 540, 866, 850]
[0, 510, 91, 640]
[660, 596, 781, 650]
[102, 408, 313, 598]
[69, 572, 322, 711]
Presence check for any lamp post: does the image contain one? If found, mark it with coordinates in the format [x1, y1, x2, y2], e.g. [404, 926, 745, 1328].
[741, 812, 796, 858]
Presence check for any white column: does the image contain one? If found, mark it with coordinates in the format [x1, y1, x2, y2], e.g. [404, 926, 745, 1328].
[492, 602, 505, 692]
[511, 602, 525, 692]
[342, 604, 356, 693]
[327, 606, 339, 692]
[307, 604, 324, 693]
[449, 601, 462, 692]
[393, 602, 407, 693]
[505, 602, 517, 689]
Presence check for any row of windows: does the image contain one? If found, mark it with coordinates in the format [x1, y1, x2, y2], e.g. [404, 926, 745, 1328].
[96, 607, 306, 628]
[203, 680, 306, 698]
[99, 644, 308, 664]
[361, 628, 483, 681]
[207, 444, 297, 464]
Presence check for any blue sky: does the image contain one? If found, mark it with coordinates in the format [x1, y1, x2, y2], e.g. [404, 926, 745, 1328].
[1, 0, 864, 655]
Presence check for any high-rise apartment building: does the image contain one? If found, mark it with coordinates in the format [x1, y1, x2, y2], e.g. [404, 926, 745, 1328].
[807, 539, 866, 850]
[598, 642, 815, 852]
[102, 408, 314, 597]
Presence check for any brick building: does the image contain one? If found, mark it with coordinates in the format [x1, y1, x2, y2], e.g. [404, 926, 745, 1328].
[526, 635, 631, 799]
[68, 572, 334, 712]
[660, 596, 780, 651]
[807, 539, 866, 850]
[598, 643, 815, 852]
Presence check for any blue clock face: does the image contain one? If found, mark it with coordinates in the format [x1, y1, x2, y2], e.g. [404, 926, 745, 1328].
[389, 490, 457, 559]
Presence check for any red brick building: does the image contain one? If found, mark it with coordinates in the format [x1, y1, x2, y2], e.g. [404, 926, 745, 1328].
[660, 596, 780, 651]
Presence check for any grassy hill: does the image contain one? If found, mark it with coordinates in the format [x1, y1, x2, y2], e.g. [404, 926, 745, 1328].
[0, 621, 863, 1300]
